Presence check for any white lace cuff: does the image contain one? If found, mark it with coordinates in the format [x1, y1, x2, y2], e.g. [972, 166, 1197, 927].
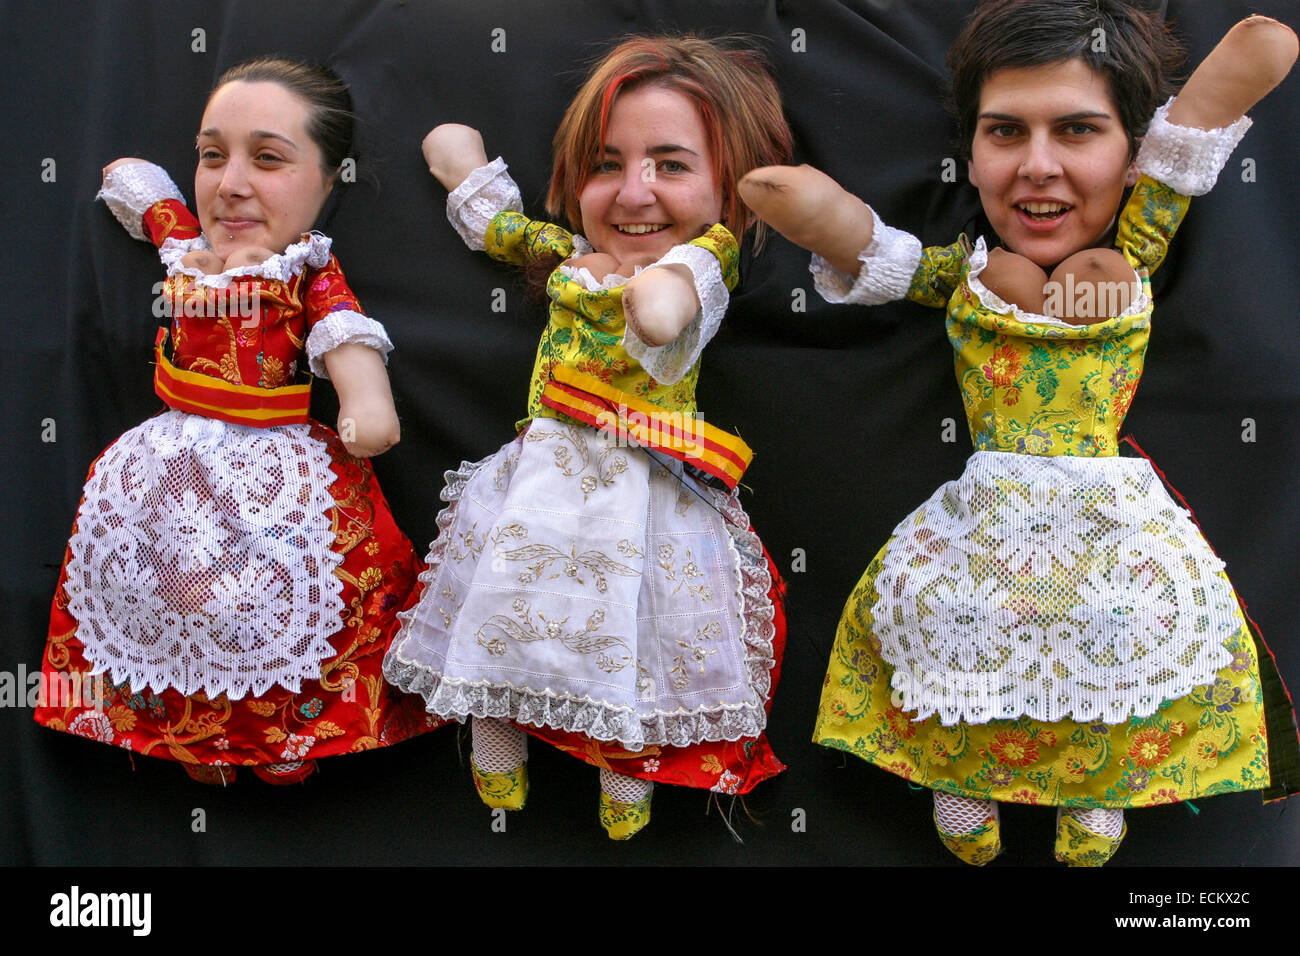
[446, 157, 523, 250]
[1136, 98, 1252, 196]
[306, 310, 394, 378]
[809, 205, 923, 305]
[622, 243, 728, 386]
[97, 162, 185, 240]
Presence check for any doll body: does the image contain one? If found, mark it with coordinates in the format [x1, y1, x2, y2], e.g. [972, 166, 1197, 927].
[384, 145, 785, 837]
[35, 163, 440, 782]
[742, 12, 1300, 864]
[810, 167, 1283, 862]
[391, 38, 793, 837]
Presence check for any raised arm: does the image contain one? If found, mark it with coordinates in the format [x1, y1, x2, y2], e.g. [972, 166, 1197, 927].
[737, 164, 874, 277]
[1166, 16, 1297, 131]
[99, 159, 199, 246]
[423, 123, 491, 193]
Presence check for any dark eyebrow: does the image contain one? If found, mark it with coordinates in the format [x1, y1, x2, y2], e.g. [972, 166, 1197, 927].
[978, 110, 1113, 123]
[198, 128, 299, 150]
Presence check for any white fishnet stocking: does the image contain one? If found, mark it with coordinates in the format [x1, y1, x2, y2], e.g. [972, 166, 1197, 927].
[1064, 806, 1124, 839]
[934, 791, 996, 834]
[600, 768, 652, 804]
[471, 716, 526, 772]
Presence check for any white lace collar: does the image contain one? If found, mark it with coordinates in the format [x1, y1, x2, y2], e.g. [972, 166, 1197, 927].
[965, 236, 1148, 330]
[158, 231, 334, 288]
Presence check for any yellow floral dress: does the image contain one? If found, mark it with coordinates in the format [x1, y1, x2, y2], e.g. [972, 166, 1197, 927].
[813, 176, 1299, 808]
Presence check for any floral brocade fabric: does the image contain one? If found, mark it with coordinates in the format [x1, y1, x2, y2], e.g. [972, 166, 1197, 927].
[817, 550, 1270, 807]
[35, 192, 442, 771]
[39, 422, 443, 768]
[812, 177, 1288, 808]
[386, 210, 785, 793]
[483, 212, 739, 426]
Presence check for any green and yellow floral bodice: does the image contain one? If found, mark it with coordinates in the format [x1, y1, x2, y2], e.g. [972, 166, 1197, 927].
[906, 176, 1189, 458]
[484, 212, 740, 428]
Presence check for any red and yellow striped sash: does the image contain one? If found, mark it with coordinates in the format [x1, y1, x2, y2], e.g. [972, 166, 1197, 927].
[153, 328, 311, 428]
[540, 365, 752, 490]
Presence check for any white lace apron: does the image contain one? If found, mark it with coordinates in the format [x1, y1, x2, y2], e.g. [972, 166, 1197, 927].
[384, 419, 776, 750]
[64, 411, 345, 699]
[872, 451, 1239, 725]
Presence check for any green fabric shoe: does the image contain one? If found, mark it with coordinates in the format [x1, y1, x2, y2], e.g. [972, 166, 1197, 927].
[471, 753, 528, 810]
[934, 806, 1002, 866]
[1054, 809, 1126, 867]
[599, 789, 652, 840]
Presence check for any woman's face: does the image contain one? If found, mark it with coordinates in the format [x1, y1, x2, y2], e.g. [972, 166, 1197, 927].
[195, 80, 334, 260]
[968, 58, 1137, 269]
[577, 83, 723, 263]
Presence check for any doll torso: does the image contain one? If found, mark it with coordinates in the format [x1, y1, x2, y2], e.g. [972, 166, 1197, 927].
[160, 247, 358, 390]
[908, 176, 1190, 458]
[482, 211, 739, 424]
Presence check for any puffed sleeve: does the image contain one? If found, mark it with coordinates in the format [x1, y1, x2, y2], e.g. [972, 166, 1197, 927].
[98, 162, 199, 246]
[446, 156, 524, 250]
[302, 254, 394, 379]
[485, 211, 576, 267]
[1118, 99, 1252, 274]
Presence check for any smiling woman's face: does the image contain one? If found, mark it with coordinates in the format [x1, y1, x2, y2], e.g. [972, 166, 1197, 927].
[194, 80, 334, 260]
[968, 58, 1137, 269]
[577, 83, 723, 263]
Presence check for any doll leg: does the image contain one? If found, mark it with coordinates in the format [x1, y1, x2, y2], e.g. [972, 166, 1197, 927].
[1054, 807, 1126, 867]
[1045, 249, 1136, 324]
[597, 767, 653, 841]
[470, 716, 528, 810]
[933, 791, 1002, 866]
[223, 246, 275, 271]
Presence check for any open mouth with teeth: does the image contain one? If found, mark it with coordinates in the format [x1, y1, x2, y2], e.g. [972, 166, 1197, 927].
[1018, 202, 1070, 222]
[616, 223, 669, 235]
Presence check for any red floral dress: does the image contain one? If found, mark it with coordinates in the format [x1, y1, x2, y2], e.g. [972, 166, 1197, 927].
[35, 176, 441, 782]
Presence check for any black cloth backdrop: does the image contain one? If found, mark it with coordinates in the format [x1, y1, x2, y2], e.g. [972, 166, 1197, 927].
[4, 0, 1298, 867]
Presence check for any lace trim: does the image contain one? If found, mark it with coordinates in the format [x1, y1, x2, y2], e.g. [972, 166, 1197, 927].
[622, 244, 729, 386]
[873, 451, 1238, 726]
[305, 310, 394, 378]
[384, 443, 777, 748]
[65, 411, 345, 699]
[98, 162, 185, 241]
[157, 232, 334, 286]
[965, 237, 1149, 328]
[1136, 98, 1252, 197]
[810, 204, 923, 305]
[446, 157, 523, 250]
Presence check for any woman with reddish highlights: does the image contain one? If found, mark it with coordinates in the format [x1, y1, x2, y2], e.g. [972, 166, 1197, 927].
[385, 36, 793, 839]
